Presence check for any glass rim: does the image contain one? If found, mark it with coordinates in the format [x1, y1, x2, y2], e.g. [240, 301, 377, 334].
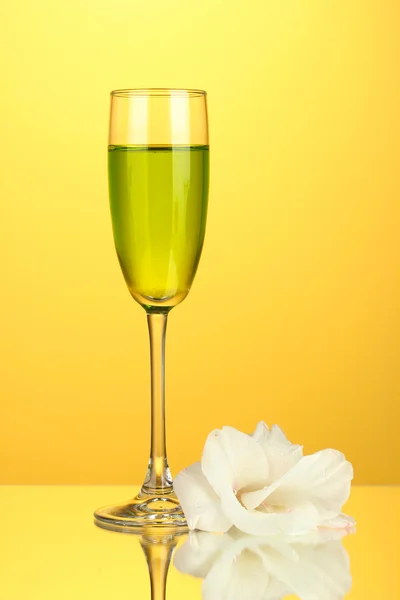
[110, 88, 207, 98]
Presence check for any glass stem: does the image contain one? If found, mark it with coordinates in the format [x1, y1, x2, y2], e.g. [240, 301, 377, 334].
[142, 311, 173, 495]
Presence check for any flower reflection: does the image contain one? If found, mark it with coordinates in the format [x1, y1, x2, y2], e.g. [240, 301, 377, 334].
[174, 528, 353, 600]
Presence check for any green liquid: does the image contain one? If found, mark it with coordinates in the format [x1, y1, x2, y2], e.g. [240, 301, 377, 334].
[108, 145, 209, 309]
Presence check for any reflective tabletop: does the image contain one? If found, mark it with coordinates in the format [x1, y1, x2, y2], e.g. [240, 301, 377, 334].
[1, 486, 399, 598]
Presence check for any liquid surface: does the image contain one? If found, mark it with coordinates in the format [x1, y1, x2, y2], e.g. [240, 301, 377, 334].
[108, 145, 209, 309]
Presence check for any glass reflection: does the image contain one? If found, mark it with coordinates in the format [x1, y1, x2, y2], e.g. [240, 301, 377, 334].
[139, 531, 183, 600]
[173, 528, 353, 600]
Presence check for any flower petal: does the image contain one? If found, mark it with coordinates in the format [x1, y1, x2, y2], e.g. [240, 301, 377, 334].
[252, 422, 303, 482]
[266, 449, 353, 520]
[320, 512, 356, 531]
[252, 420, 269, 442]
[242, 449, 353, 520]
[174, 462, 232, 532]
[220, 488, 321, 535]
[201, 426, 269, 497]
[283, 526, 354, 545]
[240, 487, 272, 511]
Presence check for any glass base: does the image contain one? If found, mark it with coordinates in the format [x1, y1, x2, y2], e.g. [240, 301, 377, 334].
[94, 489, 188, 533]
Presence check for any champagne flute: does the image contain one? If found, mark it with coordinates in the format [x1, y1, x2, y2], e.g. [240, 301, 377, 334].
[94, 89, 209, 530]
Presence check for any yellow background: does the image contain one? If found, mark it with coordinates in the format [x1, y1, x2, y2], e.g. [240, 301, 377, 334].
[0, 0, 398, 484]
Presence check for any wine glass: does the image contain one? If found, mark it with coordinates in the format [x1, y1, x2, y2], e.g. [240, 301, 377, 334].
[94, 88, 209, 530]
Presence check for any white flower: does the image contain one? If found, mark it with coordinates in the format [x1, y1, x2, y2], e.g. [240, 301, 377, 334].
[174, 528, 353, 600]
[174, 422, 354, 535]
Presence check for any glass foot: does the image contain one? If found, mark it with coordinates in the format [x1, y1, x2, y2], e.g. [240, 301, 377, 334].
[94, 489, 188, 533]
